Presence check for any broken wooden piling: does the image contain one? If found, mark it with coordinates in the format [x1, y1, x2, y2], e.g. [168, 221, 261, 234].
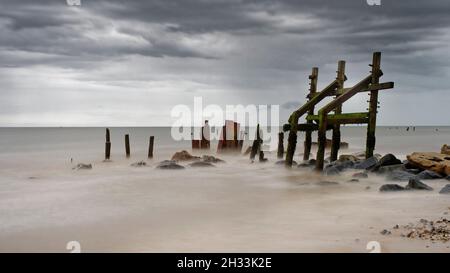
[303, 67, 318, 161]
[365, 52, 381, 159]
[330, 61, 346, 162]
[125, 134, 130, 158]
[283, 52, 394, 171]
[105, 128, 111, 160]
[250, 124, 262, 161]
[277, 132, 284, 159]
[148, 136, 154, 159]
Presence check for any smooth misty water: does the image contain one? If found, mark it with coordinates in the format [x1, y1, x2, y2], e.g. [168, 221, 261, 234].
[0, 126, 449, 252]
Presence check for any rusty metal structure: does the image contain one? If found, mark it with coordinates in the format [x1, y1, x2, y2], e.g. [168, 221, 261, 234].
[284, 52, 394, 171]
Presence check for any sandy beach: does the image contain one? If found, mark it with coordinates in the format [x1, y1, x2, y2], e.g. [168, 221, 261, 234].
[0, 126, 449, 252]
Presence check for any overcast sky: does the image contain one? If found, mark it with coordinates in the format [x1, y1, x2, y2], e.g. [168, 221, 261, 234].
[0, 0, 449, 126]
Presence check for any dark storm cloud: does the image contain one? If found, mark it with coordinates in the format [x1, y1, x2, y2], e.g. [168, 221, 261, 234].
[0, 0, 449, 125]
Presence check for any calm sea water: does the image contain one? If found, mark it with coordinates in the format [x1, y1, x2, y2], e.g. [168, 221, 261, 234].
[0, 126, 448, 160]
[0, 126, 449, 252]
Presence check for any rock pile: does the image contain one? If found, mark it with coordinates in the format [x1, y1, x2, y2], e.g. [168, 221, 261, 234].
[384, 218, 450, 243]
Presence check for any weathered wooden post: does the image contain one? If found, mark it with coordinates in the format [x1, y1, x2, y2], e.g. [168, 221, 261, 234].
[148, 136, 154, 159]
[125, 134, 130, 158]
[365, 52, 381, 158]
[330, 61, 346, 162]
[250, 124, 262, 161]
[303, 67, 318, 161]
[105, 128, 111, 160]
[277, 132, 284, 159]
[315, 111, 327, 171]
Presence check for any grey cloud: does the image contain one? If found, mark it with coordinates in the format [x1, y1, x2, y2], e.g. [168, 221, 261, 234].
[0, 0, 449, 126]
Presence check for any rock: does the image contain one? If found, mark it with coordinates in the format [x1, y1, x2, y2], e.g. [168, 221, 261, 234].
[156, 160, 185, 170]
[370, 154, 402, 172]
[171, 150, 200, 162]
[406, 152, 450, 176]
[404, 168, 422, 175]
[352, 151, 367, 160]
[296, 159, 316, 168]
[324, 160, 354, 175]
[446, 176, 450, 181]
[380, 229, 391, 235]
[202, 155, 224, 163]
[379, 184, 405, 192]
[377, 164, 405, 174]
[439, 184, 450, 194]
[353, 156, 378, 170]
[347, 179, 360, 183]
[385, 170, 417, 181]
[72, 163, 92, 170]
[317, 180, 339, 186]
[416, 170, 444, 180]
[403, 161, 422, 171]
[352, 172, 368, 178]
[189, 161, 215, 168]
[338, 154, 359, 162]
[276, 160, 297, 166]
[130, 161, 146, 167]
[442, 144, 450, 155]
[405, 178, 433, 191]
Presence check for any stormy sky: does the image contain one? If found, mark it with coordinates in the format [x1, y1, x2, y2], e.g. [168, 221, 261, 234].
[0, 0, 449, 126]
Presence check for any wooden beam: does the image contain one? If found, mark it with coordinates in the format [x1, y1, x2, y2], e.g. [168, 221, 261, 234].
[331, 60, 345, 162]
[366, 52, 381, 158]
[319, 73, 378, 115]
[285, 79, 339, 167]
[307, 112, 369, 121]
[341, 82, 393, 93]
[303, 67, 318, 161]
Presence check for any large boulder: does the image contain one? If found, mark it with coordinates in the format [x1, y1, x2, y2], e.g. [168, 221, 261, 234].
[406, 152, 450, 176]
[171, 150, 200, 162]
[338, 154, 359, 162]
[324, 160, 354, 175]
[202, 155, 224, 163]
[405, 178, 433, 191]
[439, 184, 450, 194]
[377, 164, 404, 174]
[385, 170, 417, 181]
[416, 170, 444, 180]
[379, 184, 405, 192]
[156, 160, 185, 170]
[353, 156, 378, 170]
[441, 144, 450, 155]
[370, 154, 402, 172]
[189, 161, 215, 168]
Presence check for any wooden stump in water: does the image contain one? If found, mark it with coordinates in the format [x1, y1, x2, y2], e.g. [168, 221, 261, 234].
[250, 124, 262, 161]
[148, 136, 154, 158]
[125, 134, 130, 158]
[277, 132, 284, 159]
[105, 128, 111, 160]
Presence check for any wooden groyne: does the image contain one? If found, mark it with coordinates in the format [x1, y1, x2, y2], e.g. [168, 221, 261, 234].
[283, 52, 394, 171]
